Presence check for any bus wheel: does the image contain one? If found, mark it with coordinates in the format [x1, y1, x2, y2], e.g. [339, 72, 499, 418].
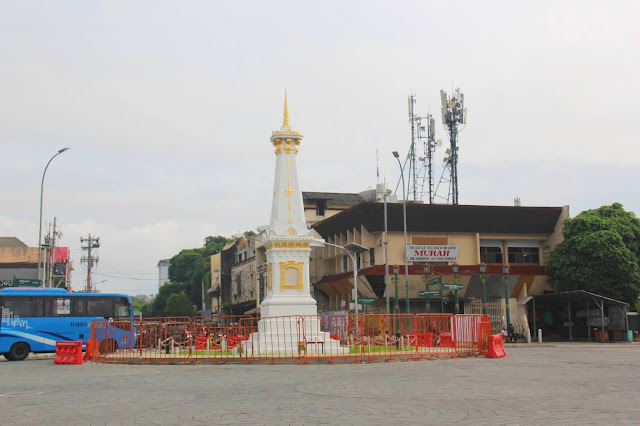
[99, 339, 118, 354]
[9, 342, 30, 361]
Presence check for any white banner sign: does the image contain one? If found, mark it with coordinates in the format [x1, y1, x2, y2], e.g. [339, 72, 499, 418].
[407, 245, 458, 262]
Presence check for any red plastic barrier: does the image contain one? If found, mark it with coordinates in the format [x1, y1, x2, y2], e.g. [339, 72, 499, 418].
[486, 334, 506, 358]
[84, 339, 99, 361]
[439, 333, 455, 347]
[55, 341, 83, 365]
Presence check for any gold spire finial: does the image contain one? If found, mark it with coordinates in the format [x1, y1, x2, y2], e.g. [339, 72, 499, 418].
[283, 90, 290, 127]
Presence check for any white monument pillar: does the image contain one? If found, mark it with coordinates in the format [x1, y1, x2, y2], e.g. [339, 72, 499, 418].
[242, 93, 344, 356]
[259, 92, 319, 318]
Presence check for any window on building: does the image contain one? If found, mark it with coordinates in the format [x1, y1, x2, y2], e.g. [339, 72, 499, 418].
[480, 247, 503, 263]
[343, 255, 348, 272]
[356, 254, 361, 270]
[369, 248, 375, 267]
[235, 275, 242, 297]
[316, 200, 327, 216]
[508, 247, 540, 264]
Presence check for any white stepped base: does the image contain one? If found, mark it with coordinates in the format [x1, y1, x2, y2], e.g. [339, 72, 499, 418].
[240, 316, 350, 356]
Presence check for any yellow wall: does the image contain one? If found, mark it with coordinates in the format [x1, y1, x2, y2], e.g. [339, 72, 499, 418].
[0, 246, 39, 263]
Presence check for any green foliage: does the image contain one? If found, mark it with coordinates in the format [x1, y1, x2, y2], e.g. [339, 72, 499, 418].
[131, 296, 153, 318]
[547, 203, 640, 304]
[168, 235, 233, 310]
[164, 293, 195, 317]
[152, 281, 183, 316]
[204, 236, 232, 255]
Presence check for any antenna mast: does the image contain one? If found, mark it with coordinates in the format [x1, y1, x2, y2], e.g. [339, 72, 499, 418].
[397, 94, 438, 203]
[435, 87, 467, 205]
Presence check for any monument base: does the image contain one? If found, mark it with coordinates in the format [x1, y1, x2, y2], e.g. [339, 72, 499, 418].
[259, 294, 318, 318]
[241, 315, 349, 356]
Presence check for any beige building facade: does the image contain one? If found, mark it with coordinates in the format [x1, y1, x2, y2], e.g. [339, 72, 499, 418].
[310, 201, 569, 333]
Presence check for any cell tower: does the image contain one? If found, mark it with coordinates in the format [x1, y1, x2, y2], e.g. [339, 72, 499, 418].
[435, 87, 467, 205]
[80, 234, 100, 292]
[397, 94, 440, 203]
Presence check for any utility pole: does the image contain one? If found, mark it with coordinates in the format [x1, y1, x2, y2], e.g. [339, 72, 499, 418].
[80, 234, 100, 292]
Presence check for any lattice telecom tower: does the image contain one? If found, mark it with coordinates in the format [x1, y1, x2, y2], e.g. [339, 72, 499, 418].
[397, 94, 440, 203]
[435, 88, 467, 205]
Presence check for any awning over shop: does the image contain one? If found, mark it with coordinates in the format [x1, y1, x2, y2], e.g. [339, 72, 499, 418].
[530, 290, 629, 343]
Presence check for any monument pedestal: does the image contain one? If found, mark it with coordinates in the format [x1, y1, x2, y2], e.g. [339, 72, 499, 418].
[241, 315, 348, 356]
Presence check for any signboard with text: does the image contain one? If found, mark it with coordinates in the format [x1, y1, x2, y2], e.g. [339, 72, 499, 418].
[407, 245, 458, 262]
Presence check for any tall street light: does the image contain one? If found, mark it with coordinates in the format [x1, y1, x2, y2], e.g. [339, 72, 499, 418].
[392, 151, 410, 313]
[479, 262, 488, 315]
[37, 147, 70, 283]
[502, 263, 511, 328]
[392, 265, 400, 314]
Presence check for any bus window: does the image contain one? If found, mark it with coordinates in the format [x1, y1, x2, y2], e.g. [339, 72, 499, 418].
[44, 297, 73, 316]
[87, 298, 112, 318]
[2, 296, 36, 317]
[72, 297, 87, 316]
[114, 297, 131, 318]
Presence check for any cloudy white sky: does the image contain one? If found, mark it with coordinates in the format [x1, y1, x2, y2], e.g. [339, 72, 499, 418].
[1, 1, 638, 296]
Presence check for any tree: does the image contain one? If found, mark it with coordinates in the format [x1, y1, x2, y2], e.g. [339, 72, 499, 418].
[164, 293, 195, 317]
[167, 235, 234, 310]
[547, 203, 640, 304]
[152, 281, 184, 316]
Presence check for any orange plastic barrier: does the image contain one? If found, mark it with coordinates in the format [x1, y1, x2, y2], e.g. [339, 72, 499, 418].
[478, 320, 491, 355]
[84, 339, 99, 361]
[486, 334, 506, 358]
[55, 341, 83, 365]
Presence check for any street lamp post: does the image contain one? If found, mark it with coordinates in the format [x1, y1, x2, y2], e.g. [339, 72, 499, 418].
[503, 264, 511, 328]
[392, 151, 410, 314]
[319, 241, 367, 316]
[393, 265, 399, 314]
[423, 263, 431, 313]
[452, 262, 460, 314]
[37, 147, 70, 283]
[479, 262, 488, 315]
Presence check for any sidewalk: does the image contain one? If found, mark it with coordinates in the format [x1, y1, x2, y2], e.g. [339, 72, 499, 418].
[505, 340, 640, 348]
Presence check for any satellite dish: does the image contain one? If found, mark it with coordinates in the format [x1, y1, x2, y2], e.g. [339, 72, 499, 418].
[436, 139, 442, 147]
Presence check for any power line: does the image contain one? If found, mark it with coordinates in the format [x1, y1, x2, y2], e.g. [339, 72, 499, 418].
[92, 272, 158, 281]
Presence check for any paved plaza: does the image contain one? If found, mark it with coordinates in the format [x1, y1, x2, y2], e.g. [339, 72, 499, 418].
[1, 344, 638, 425]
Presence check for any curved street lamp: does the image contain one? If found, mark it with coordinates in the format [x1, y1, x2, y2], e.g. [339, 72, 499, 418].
[316, 240, 367, 316]
[37, 147, 70, 283]
[392, 151, 410, 314]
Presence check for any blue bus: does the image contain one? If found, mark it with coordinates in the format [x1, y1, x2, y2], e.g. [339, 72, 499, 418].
[0, 287, 135, 361]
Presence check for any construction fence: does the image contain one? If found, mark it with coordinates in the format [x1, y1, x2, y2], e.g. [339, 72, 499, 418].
[88, 313, 492, 364]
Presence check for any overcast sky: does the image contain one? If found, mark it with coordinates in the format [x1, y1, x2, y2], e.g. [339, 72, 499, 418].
[1, 1, 638, 296]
